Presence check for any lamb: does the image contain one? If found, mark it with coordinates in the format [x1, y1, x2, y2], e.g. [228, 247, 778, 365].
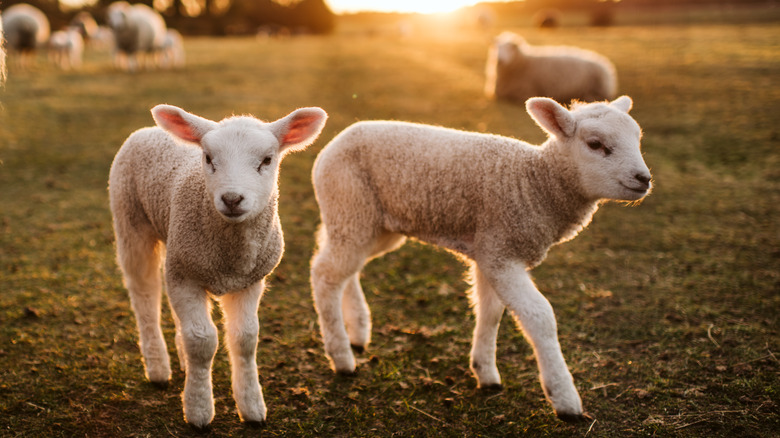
[48, 27, 84, 70]
[485, 32, 617, 104]
[106, 1, 167, 72]
[109, 104, 327, 427]
[1, 3, 50, 69]
[310, 96, 651, 422]
[159, 28, 185, 69]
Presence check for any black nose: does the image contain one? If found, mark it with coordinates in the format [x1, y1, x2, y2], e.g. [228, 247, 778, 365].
[635, 173, 651, 187]
[221, 193, 244, 210]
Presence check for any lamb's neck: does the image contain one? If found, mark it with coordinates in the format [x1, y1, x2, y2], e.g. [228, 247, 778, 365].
[528, 147, 600, 244]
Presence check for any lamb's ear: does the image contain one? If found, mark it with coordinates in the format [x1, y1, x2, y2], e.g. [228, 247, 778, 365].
[610, 95, 633, 113]
[151, 104, 219, 145]
[269, 107, 328, 154]
[526, 97, 576, 138]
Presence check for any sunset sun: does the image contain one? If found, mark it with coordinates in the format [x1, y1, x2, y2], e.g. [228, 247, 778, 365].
[327, 0, 482, 14]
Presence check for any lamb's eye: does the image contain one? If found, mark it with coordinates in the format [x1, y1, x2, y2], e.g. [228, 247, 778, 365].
[205, 154, 212, 165]
[587, 140, 612, 156]
[257, 156, 272, 172]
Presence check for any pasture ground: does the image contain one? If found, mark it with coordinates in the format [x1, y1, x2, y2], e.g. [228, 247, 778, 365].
[1, 6, 778, 437]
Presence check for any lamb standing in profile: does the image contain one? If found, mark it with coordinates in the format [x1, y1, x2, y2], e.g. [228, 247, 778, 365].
[310, 96, 651, 422]
[485, 32, 617, 104]
[109, 105, 327, 427]
[1, 3, 50, 70]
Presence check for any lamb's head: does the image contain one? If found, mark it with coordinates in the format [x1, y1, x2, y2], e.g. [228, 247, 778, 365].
[152, 104, 327, 223]
[527, 96, 652, 202]
[493, 32, 526, 67]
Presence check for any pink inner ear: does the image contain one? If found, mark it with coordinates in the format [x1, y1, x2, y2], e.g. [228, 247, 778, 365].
[158, 111, 201, 143]
[282, 115, 317, 146]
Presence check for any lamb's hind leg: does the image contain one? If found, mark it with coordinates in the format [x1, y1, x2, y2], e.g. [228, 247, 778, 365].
[311, 236, 374, 374]
[116, 229, 171, 386]
[477, 260, 584, 422]
[341, 232, 407, 352]
[468, 263, 505, 389]
[220, 282, 266, 425]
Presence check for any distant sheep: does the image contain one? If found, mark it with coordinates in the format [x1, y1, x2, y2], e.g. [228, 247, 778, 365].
[70, 11, 98, 42]
[310, 96, 651, 422]
[49, 27, 84, 70]
[109, 104, 327, 427]
[106, 1, 166, 72]
[160, 29, 184, 69]
[485, 32, 617, 104]
[1, 3, 50, 69]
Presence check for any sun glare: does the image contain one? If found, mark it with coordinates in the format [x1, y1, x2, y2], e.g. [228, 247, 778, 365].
[328, 0, 481, 14]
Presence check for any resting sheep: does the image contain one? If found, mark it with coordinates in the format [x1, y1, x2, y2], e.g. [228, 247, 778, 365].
[106, 1, 167, 72]
[310, 96, 651, 422]
[109, 104, 327, 427]
[48, 27, 84, 70]
[1, 3, 50, 69]
[485, 32, 617, 104]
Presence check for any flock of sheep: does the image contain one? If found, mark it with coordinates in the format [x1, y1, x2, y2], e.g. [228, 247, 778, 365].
[0, 2, 184, 71]
[1, 3, 649, 429]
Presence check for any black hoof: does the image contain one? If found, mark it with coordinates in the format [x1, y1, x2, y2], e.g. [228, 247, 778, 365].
[187, 423, 212, 434]
[351, 344, 365, 354]
[243, 419, 266, 429]
[479, 383, 504, 392]
[150, 380, 169, 390]
[556, 411, 592, 423]
[336, 368, 358, 378]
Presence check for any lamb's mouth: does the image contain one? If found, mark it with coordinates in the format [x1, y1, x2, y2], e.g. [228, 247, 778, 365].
[620, 182, 649, 194]
[220, 210, 248, 221]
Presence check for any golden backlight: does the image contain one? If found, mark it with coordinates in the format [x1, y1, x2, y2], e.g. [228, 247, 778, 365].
[328, 0, 482, 14]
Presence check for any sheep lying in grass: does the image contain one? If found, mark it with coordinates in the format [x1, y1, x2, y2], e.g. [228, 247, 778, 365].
[1, 3, 50, 70]
[106, 1, 166, 72]
[48, 27, 84, 70]
[485, 32, 617, 104]
[310, 96, 651, 422]
[109, 104, 327, 427]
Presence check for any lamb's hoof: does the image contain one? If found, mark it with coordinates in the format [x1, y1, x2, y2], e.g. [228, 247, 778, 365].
[150, 380, 169, 390]
[479, 383, 504, 392]
[351, 344, 365, 354]
[556, 411, 593, 423]
[243, 419, 267, 429]
[336, 368, 358, 378]
[187, 422, 212, 434]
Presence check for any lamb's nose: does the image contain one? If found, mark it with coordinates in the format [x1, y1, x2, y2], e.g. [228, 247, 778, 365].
[221, 193, 244, 210]
[635, 173, 651, 187]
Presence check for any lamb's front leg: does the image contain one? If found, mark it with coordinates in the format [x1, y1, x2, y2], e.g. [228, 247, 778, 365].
[167, 280, 218, 428]
[478, 260, 584, 422]
[220, 282, 266, 425]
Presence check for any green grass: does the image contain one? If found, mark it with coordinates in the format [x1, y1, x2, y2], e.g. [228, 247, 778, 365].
[1, 10, 778, 437]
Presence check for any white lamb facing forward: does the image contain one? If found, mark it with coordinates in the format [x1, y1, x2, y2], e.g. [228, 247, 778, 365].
[310, 96, 651, 422]
[109, 104, 327, 427]
[485, 32, 617, 104]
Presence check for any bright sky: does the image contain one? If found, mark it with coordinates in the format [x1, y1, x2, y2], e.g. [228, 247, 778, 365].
[326, 0, 488, 14]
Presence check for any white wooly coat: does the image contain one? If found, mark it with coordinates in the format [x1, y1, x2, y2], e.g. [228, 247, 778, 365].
[48, 28, 84, 70]
[485, 32, 617, 104]
[109, 105, 327, 427]
[106, 1, 166, 72]
[1, 4, 50, 68]
[310, 96, 651, 422]
[160, 29, 185, 69]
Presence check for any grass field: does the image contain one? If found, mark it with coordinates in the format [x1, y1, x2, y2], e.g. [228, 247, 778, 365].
[1, 7, 778, 437]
